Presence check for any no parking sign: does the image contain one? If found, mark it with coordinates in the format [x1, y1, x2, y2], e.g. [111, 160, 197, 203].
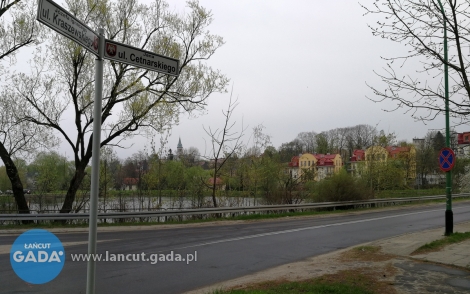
[439, 147, 455, 172]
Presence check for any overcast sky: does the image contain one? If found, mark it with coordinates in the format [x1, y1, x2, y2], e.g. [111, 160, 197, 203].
[140, 0, 457, 159]
[19, 0, 466, 160]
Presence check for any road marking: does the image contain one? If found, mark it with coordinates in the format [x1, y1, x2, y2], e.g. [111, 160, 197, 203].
[167, 206, 469, 251]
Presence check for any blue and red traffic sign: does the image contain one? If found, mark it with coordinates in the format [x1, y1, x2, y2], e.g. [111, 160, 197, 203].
[439, 147, 455, 172]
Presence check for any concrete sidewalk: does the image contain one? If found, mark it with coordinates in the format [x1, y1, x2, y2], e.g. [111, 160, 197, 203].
[374, 221, 470, 268]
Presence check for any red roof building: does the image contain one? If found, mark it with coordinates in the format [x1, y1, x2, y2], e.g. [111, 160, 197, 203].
[122, 178, 139, 190]
[288, 156, 299, 167]
[456, 132, 470, 157]
[385, 146, 412, 159]
[458, 132, 470, 145]
[350, 149, 365, 162]
[298, 153, 343, 181]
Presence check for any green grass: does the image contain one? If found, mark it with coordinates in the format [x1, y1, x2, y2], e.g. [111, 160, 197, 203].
[209, 275, 378, 294]
[210, 281, 374, 294]
[376, 188, 446, 198]
[412, 231, 470, 255]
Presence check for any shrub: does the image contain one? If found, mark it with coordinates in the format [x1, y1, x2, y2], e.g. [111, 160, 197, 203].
[315, 170, 374, 202]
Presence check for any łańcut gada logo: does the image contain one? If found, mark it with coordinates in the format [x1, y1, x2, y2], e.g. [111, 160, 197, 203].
[10, 229, 65, 284]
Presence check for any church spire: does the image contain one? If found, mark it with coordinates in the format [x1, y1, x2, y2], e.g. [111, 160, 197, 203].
[177, 137, 183, 155]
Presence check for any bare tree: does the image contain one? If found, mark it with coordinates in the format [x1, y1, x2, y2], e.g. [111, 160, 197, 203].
[203, 92, 245, 207]
[296, 131, 317, 153]
[362, 1, 470, 123]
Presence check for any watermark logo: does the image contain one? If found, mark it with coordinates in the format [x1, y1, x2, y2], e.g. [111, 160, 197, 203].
[10, 229, 65, 284]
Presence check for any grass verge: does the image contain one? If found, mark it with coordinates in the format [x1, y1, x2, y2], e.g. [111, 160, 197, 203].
[339, 246, 394, 263]
[210, 268, 396, 294]
[412, 231, 470, 255]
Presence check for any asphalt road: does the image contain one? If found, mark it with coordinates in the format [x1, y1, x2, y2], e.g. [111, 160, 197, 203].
[1, 202, 470, 294]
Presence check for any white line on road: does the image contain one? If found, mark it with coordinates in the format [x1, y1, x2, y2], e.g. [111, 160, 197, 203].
[168, 206, 469, 251]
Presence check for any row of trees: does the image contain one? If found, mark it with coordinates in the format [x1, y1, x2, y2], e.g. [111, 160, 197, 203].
[2, 123, 468, 195]
[277, 124, 399, 163]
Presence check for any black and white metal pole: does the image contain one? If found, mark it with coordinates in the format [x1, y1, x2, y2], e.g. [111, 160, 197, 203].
[86, 27, 105, 294]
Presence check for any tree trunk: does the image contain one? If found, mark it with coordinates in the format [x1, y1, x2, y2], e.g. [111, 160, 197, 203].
[0, 142, 30, 214]
[60, 161, 88, 213]
[211, 159, 218, 208]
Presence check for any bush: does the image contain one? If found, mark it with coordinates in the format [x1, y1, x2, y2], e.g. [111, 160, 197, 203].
[315, 170, 374, 202]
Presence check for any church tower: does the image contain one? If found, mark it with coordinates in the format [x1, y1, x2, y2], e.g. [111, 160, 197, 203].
[177, 137, 183, 157]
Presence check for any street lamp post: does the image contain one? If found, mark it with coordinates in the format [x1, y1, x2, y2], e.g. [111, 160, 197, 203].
[436, 0, 453, 236]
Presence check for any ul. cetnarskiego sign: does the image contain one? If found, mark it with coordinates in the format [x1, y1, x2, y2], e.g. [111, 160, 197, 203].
[104, 39, 179, 76]
[37, 0, 99, 56]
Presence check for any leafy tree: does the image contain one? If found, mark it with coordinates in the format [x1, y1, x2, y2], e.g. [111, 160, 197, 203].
[459, 162, 470, 192]
[0, 159, 27, 191]
[433, 131, 446, 151]
[179, 147, 201, 167]
[259, 151, 279, 196]
[219, 153, 240, 191]
[451, 157, 470, 190]
[241, 124, 271, 204]
[315, 133, 330, 154]
[28, 151, 70, 193]
[184, 165, 209, 208]
[99, 147, 120, 213]
[0, 0, 49, 214]
[278, 139, 303, 162]
[373, 130, 396, 147]
[164, 160, 186, 190]
[12, 0, 228, 213]
[361, 146, 406, 191]
[416, 131, 441, 187]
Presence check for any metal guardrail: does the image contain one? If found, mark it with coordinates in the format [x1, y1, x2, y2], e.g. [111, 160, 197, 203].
[1, 193, 469, 221]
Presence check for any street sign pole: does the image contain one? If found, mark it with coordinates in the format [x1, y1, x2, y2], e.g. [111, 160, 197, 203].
[437, 0, 453, 236]
[86, 28, 104, 294]
[37, 3, 179, 292]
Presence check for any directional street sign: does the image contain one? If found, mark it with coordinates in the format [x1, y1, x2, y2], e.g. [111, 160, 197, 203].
[36, 1, 179, 291]
[439, 147, 455, 172]
[104, 39, 179, 76]
[37, 0, 99, 56]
